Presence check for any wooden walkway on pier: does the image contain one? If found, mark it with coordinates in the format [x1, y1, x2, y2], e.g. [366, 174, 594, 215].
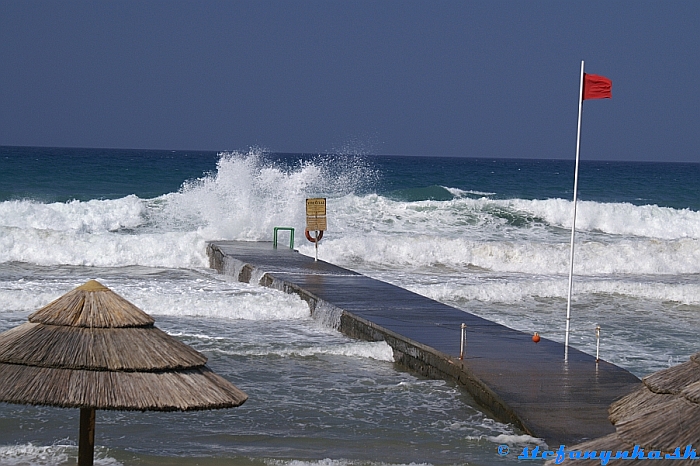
[207, 241, 640, 445]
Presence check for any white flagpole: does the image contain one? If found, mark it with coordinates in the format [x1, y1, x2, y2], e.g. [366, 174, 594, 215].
[565, 60, 585, 351]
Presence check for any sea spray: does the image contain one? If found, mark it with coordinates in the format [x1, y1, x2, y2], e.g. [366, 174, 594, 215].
[167, 149, 377, 241]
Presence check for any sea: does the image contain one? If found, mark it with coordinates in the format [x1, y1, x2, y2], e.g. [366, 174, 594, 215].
[0, 146, 699, 465]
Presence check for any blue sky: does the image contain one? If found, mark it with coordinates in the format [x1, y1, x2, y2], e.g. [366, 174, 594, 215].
[1, 1, 698, 162]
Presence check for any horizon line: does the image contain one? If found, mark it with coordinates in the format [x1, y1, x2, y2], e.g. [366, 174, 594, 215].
[1, 144, 696, 165]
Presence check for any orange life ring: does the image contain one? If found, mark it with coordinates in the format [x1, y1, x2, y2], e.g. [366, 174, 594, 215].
[305, 229, 324, 243]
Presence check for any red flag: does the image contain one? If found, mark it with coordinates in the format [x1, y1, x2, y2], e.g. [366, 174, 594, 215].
[583, 73, 612, 100]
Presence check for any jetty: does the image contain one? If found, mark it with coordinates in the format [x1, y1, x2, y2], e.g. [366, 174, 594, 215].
[207, 241, 640, 445]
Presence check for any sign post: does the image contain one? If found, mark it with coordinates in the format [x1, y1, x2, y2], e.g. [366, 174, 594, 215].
[305, 198, 327, 261]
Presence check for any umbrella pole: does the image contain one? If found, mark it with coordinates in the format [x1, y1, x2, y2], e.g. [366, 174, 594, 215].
[78, 407, 95, 466]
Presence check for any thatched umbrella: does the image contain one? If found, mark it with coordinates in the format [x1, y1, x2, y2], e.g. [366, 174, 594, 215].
[0, 280, 247, 466]
[545, 353, 700, 466]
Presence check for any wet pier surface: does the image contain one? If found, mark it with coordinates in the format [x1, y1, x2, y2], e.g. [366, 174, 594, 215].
[207, 241, 640, 445]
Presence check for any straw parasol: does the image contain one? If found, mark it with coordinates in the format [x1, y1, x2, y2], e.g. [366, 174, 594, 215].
[0, 280, 247, 466]
[545, 353, 700, 466]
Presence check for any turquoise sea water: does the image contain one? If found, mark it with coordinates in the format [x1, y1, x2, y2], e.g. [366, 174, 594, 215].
[1, 146, 699, 465]
[3, 146, 699, 207]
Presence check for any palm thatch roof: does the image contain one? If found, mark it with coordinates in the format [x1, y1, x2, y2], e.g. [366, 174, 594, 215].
[0, 280, 247, 411]
[609, 356, 700, 424]
[545, 353, 700, 466]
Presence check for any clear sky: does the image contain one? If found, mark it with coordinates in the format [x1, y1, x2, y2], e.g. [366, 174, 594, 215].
[1, 1, 698, 162]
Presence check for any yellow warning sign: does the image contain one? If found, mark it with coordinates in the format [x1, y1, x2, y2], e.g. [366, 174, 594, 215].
[306, 198, 326, 216]
[306, 198, 327, 231]
[306, 216, 327, 231]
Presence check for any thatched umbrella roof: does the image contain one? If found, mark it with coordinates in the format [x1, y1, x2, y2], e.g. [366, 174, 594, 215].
[0, 280, 247, 464]
[545, 353, 700, 466]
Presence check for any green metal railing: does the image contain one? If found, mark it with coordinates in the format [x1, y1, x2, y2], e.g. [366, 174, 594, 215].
[273, 227, 295, 249]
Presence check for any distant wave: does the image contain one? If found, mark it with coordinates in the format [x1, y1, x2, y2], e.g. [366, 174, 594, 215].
[0, 150, 373, 267]
[385, 185, 498, 202]
[1, 151, 698, 274]
[387, 185, 454, 201]
[512, 198, 700, 240]
[444, 187, 496, 198]
[305, 234, 700, 276]
[330, 193, 700, 240]
[0, 226, 208, 268]
[409, 276, 700, 305]
[0, 196, 145, 233]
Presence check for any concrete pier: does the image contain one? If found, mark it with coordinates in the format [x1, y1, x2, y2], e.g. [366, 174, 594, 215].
[207, 241, 639, 445]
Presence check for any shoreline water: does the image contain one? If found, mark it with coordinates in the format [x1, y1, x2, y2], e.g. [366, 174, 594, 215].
[1, 147, 699, 465]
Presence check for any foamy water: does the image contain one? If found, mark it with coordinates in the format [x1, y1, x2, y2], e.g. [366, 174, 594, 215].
[1, 150, 699, 367]
[0, 443, 122, 466]
[1, 149, 699, 465]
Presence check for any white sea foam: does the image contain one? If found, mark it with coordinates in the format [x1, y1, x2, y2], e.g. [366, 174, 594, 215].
[284, 341, 396, 361]
[2, 152, 699, 277]
[0, 443, 121, 466]
[167, 331, 227, 341]
[164, 149, 374, 241]
[0, 196, 145, 233]
[0, 289, 66, 313]
[408, 277, 700, 305]
[121, 284, 311, 320]
[325, 192, 700, 241]
[303, 234, 700, 276]
[213, 341, 395, 362]
[487, 434, 547, 447]
[300, 190, 700, 275]
[517, 198, 700, 240]
[0, 274, 311, 322]
[0, 227, 208, 268]
[0, 194, 211, 267]
[444, 187, 496, 197]
[0, 150, 355, 267]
